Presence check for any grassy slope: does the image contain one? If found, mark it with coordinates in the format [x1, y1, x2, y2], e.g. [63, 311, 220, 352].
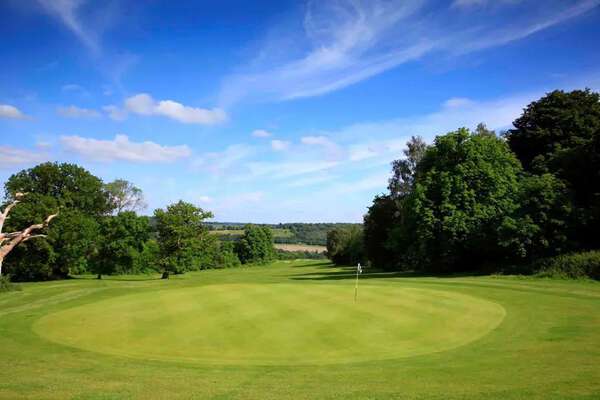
[1, 261, 599, 399]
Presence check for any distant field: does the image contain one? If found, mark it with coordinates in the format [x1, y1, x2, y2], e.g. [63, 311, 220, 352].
[210, 228, 293, 238]
[274, 243, 326, 253]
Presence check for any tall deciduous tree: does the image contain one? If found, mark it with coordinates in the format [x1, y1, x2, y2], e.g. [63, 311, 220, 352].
[104, 179, 147, 214]
[154, 201, 214, 278]
[407, 128, 522, 272]
[388, 136, 427, 200]
[506, 89, 600, 249]
[3, 163, 109, 279]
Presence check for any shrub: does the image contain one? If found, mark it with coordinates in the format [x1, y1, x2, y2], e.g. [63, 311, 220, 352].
[0, 276, 21, 292]
[535, 251, 600, 280]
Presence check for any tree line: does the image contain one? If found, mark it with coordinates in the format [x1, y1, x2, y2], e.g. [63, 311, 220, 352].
[327, 89, 600, 278]
[1, 163, 275, 281]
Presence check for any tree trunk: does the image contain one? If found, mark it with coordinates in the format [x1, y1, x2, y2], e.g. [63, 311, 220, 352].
[161, 271, 170, 279]
[97, 274, 102, 279]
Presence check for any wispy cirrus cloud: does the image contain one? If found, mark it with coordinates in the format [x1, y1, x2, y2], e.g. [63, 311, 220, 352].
[220, 0, 599, 105]
[60, 134, 191, 163]
[37, 0, 101, 54]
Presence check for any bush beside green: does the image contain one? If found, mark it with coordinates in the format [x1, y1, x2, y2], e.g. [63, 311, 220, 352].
[534, 251, 600, 280]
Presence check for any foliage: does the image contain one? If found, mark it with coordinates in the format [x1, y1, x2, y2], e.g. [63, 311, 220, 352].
[406, 128, 522, 272]
[2, 163, 108, 279]
[506, 89, 600, 249]
[93, 212, 151, 277]
[534, 251, 600, 280]
[104, 179, 147, 214]
[363, 195, 398, 270]
[498, 173, 572, 261]
[4, 162, 111, 215]
[154, 200, 214, 275]
[0, 275, 21, 292]
[326, 225, 365, 265]
[235, 225, 275, 264]
[48, 210, 100, 275]
[212, 241, 242, 268]
[275, 249, 328, 260]
[133, 239, 161, 273]
[388, 136, 427, 199]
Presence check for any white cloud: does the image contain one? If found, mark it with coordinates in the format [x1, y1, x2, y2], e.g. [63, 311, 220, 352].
[443, 97, 475, 108]
[198, 195, 213, 204]
[124, 93, 227, 125]
[60, 134, 191, 163]
[103, 105, 128, 121]
[0, 146, 47, 168]
[57, 105, 100, 118]
[271, 139, 290, 151]
[220, 0, 598, 104]
[252, 129, 272, 138]
[0, 104, 27, 119]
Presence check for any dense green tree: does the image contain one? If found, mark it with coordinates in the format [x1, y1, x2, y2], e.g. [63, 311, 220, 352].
[326, 225, 364, 266]
[154, 201, 214, 277]
[4, 162, 111, 215]
[48, 210, 100, 275]
[407, 128, 522, 272]
[499, 174, 572, 263]
[104, 179, 147, 214]
[363, 195, 398, 270]
[213, 241, 242, 268]
[506, 89, 600, 249]
[93, 212, 151, 278]
[3, 163, 110, 279]
[235, 225, 274, 264]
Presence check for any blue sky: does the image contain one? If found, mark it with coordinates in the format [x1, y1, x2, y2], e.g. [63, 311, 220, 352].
[1, 0, 600, 223]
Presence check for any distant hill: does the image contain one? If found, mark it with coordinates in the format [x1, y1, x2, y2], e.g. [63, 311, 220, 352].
[205, 222, 361, 246]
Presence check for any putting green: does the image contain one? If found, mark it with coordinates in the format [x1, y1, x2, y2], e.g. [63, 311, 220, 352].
[34, 283, 505, 365]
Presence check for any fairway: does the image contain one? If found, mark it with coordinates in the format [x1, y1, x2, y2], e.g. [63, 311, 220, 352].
[1, 260, 599, 399]
[34, 284, 504, 365]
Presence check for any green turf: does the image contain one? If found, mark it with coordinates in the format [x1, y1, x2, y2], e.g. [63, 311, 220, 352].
[1, 260, 599, 399]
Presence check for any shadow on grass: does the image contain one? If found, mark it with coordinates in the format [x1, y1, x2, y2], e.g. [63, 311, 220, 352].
[289, 265, 489, 281]
[288, 261, 333, 269]
[71, 275, 163, 282]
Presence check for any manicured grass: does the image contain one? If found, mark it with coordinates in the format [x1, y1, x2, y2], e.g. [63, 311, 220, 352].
[1, 260, 599, 399]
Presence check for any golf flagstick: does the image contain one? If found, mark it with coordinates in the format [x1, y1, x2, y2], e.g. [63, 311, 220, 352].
[354, 263, 362, 303]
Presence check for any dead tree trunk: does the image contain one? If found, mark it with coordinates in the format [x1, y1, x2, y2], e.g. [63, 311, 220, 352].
[0, 193, 57, 277]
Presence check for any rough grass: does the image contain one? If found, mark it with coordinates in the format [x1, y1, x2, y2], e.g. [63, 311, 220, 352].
[273, 243, 327, 252]
[1, 260, 599, 399]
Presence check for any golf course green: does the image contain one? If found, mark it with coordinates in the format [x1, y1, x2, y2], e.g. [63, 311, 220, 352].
[1, 260, 599, 399]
